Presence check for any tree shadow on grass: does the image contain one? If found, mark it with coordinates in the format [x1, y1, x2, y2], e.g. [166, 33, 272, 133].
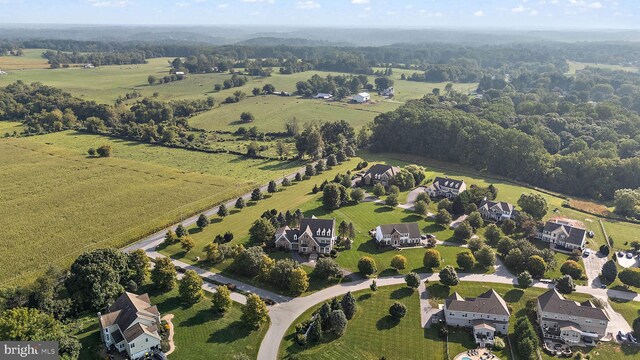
[390, 287, 414, 299]
[208, 320, 253, 343]
[230, 209, 241, 215]
[180, 308, 212, 327]
[210, 218, 223, 224]
[188, 227, 203, 235]
[379, 268, 399, 278]
[503, 289, 524, 303]
[374, 206, 394, 213]
[401, 214, 424, 223]
[376, 315, 401, 330]
[426, 283, 451, 299]
[357, 293, 372, 302]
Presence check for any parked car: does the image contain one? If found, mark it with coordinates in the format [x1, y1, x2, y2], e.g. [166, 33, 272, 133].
[626, 252, 634, 259]
[628, 332, 637, 343]
[618, 251, 624, 257]
[601, 284, 607, 289]
[618, 331, 628, 342]
[583, 250, 590, 257]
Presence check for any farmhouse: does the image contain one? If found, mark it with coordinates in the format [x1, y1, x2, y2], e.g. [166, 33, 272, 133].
[374, 223, 421, 247]
[99, 292, 163, 360]
[274, 216, 336, 255]
[425, 177, 467, 199]
[444, 289, 510, 347]
[380, 86, 394, 96]
[313, 93, 333, 99]
[362, 164, 400, 187]
[352, 92, 370, 103]
[535, 218, 587, 250]
[536, 289, 609, 344]
[477, 199, 515, 221]
[83, 63, 95, 69]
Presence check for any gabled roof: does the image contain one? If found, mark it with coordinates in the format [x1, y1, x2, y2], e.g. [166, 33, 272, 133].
[377, 223, 421, 238]
[543, 220, 586, 246]
[356, 92, 370, 97]
[100, 292, 159, 331]
[433, 177, 465, 190]
[363, 164, 400, 179]
[122, 323, 161, 342]
[445, 289, 510, 316]
[479, 200, 514, 213]
[300, 217, 335, 238]
[472, 320, 496, 331]
[537, 289, 608, 321]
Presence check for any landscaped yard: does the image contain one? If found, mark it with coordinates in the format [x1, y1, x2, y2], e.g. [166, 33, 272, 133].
[279, 284, 452, 360]
[70, 285, 267, 360]
[0, 133, 299, 285]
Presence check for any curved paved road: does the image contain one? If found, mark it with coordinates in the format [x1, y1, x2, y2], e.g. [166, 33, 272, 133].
[257, 269, 640, 360]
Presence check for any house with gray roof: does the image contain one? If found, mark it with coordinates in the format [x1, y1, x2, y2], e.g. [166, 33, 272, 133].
[536, 289, 609, 344]
[536, 219, 587, 250]
[426, 177, 466, 199]
[478, 199, 515, 221]
[99, 292, 162, 359]
[274, 216, 336, 255]
[362, 164, 400, 187]
[444, 289, 510, 347]
[374, 223, 421, 247]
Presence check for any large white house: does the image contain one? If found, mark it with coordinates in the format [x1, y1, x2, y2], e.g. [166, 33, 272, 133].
[444, 289, 511, 347]
[374, 223, 421, 247]
[274, 216, 336, 255]
[381, 86, 394, 97]
[478, 199, 515, 221]
[425, 177, 467, 199]
[352, 92, 370, 103]
[99, 292, 162, 360]
[537, 289, 609, 344]
[535, 218, 587, 250]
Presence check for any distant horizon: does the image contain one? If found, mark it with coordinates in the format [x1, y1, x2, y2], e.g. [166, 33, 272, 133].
[0, 0, 637, 30]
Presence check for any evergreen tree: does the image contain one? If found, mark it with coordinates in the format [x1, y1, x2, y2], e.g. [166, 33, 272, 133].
[341, 292, 357, 320]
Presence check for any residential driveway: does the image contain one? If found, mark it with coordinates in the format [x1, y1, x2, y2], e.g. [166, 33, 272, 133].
[450, 215, 468, 229]
[399, 186, 429, 210]
[616, 252, 640, 268]
[583, 252, 608, 288]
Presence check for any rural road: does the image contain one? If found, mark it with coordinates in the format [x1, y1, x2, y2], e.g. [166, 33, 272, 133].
[121, 172, 640, 360]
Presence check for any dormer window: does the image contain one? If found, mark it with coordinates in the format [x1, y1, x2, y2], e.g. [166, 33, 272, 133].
[294, 234, 298, 241]
[321, 229, 326, 236]
[316, 229, 321, 235]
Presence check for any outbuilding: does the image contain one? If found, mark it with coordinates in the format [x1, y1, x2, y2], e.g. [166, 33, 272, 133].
[353, 92, 370, 103]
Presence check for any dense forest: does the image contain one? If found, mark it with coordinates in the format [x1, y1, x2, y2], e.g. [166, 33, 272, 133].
[369, 65, 640, 200]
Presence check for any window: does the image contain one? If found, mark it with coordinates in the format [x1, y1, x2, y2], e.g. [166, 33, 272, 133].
[105, 328, 109, 333]
[293, 235, 297, 241]
[146, 338, 149, 342]
[131, 343, 135, 348]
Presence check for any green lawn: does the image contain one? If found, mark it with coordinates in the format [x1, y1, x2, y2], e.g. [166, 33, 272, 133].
[298, 198, 491, 275]
[0, 120, 23, 134]
[0, 132, 300, 285]
[358, 151, 636, 251]
[70, 285, 267, 360]
[159, 157, 362, 266]
[280, 284, 449, 360]
[0, 49, 50, 70]
[567, 61, 639, 75]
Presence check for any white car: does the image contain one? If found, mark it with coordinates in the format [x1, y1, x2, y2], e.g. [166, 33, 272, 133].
[583, 250, 590, 257]
[628, 332, 638, 343]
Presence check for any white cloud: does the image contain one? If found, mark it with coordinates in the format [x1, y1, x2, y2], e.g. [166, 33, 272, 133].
[512, 5, 527, 13]
[176, 1, 189, 7]
[351, 0, 369, 4]
[218, 3, 229, 8]
[296, 0, 320, 9]
[530, 9, 539, 15]
[87, 0, 131, 7]
[242, 0, 274, 3]
[473, 10, 484, 16]
[587, 1, 602, 8]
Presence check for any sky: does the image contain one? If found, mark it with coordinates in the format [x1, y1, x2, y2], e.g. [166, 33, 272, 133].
[0, 0, 637, 29]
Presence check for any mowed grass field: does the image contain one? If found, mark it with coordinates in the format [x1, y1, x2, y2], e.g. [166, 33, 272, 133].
[359, 151, 640, 251]
[0, 121, 23, 133]
[0, 132, 301, 285]
[72, 284, 267, 360]
[0, 49, 50, 70]
[280, 281, 638, 360]
[0, 52, 477, 133]
[567, 60, 639, 75]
